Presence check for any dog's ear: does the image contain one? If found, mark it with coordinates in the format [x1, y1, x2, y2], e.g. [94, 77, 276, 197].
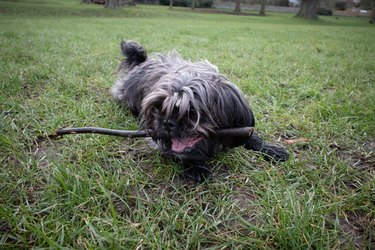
[212, 81, 255, 128]
[140, 91, 166, 129]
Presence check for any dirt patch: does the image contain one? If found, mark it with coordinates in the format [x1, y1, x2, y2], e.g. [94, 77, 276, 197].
[114, 138, 158, 171]
[327, 139, 375, 248]
[32, 139, 65, 169]
[329, 210, 375, 249]
[232, 184, 258, 222]
[331, 138, 375, 172]
[116, 138, 156, 158]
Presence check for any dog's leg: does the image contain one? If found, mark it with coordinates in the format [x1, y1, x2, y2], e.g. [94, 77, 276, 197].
[244, 133, 289, 162]
[182, 163, 212, 183]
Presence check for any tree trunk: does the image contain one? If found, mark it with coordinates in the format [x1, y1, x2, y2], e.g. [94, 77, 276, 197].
[192, 0, 196, 10]
[370, 2, 375, 24]
[295, 0, 319, 19]
[234, 0, 241, 13]
[259, 0, 266, 16]
[169, 0, 173, 9]
[105, 0, 124, 8]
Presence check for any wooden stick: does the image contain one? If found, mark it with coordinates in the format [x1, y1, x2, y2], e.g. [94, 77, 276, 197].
[215, 127, 254, 138]
[55, 127, 149, 138]
[52, 126, 254, 139]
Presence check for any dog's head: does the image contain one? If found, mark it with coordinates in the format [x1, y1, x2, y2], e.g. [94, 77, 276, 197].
[140, 71, 254, 159]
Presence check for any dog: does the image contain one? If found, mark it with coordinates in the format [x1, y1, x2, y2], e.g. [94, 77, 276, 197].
[111, 41, 289, 182]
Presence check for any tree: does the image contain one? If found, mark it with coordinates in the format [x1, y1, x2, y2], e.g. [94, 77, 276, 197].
[370, 0, 375, 24]
[169, 0, 173, 9]
[259, 0, 266, 16]
[234, 0, 241, 13]
[295, 0, 319, 19]
[192, 0, 196, 10]
[105, 0, 132, 8]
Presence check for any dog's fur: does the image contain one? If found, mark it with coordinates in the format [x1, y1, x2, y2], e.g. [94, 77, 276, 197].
[111, 41, 289, 182]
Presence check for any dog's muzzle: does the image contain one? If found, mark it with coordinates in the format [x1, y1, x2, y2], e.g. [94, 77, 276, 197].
[160, 118, 204, 153]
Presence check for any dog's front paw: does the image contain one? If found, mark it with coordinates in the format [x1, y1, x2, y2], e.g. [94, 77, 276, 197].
[182, 165, 212, 183]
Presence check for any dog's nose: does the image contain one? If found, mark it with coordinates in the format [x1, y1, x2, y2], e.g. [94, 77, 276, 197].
[163, 119, 176, 131]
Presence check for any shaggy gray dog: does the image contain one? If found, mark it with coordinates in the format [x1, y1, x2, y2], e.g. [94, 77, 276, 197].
[111, 41, 289, 182]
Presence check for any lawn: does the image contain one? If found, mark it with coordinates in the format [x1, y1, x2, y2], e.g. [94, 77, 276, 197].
[0, 0, 374, 248]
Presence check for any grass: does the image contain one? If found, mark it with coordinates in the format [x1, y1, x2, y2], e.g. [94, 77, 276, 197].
[1, 0, 374, 248]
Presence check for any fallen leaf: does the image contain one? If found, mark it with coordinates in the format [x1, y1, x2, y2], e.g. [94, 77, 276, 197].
[283, 138, 310, 145]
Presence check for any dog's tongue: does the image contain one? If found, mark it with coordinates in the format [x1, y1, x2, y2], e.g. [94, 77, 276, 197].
[171, 137, 202, 153]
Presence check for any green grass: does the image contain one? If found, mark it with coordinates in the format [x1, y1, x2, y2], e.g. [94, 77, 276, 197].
[1, 0, 374, 248]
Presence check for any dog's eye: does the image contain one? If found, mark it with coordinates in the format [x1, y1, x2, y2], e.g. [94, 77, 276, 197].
[155, 103, 162, 111]
[188, 107, 198, 119]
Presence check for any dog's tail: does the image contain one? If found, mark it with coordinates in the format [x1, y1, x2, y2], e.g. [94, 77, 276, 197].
[120, 40, 147, 70]
[244, 133, 289, 162]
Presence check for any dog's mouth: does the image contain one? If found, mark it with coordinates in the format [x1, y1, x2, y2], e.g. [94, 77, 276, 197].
[171, 136, 202, 153]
